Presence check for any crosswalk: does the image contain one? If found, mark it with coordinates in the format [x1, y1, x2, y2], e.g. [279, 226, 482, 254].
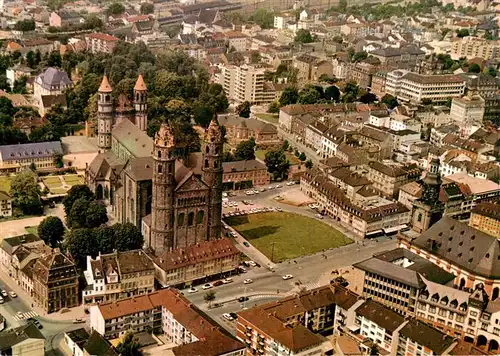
[13, 311, 38, 321]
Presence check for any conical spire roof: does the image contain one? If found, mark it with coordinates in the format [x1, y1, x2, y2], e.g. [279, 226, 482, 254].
[206, 114, 223, 143]
[134, 74, 147, 91]
[99, 75, 112, 93]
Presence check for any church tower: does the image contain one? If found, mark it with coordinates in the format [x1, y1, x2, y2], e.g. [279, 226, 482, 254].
[97, 75, 113, 153]
[412, 158, 444, 233]
[133, 74, 148, 132]
[202, 115, 224, 240]
[150, 123, 176, 253]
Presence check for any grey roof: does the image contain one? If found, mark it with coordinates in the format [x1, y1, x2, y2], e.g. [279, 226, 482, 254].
[218, 115, 277, 134]
[112, 119, 153, 158]
[399, 319, 455, 354]
[123, 156, 154, 181]
[87, 151, 125, 180]
[223, 160, 267, 173]
[354, 248, 454, 288]
[0, 141, 62, 161]
[0, 323, 45, 351]
[355, 299, 405, 333]
[37, 67, 72, 87]
[83, 330, 117, 355]
[414, 216, 500, 279]
[65, 328, 90, 349]
[1, 234, 40, 255]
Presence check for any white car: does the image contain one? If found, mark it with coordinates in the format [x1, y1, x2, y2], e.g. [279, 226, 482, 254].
[0, 297, 3, 304]
[222, 313, 234, 321]
[243, 279, 253, 284]
[252, 189, 259, 194]
[282, 274, 293, 280]
[188, 287, 197, 293]
[9, 291, 16, 298]
[286, 181, 295, 186]
[202, 283, 213, 290]
[0, 290, 7, 298]
[245, 191, 254, 195]
[222, 192, 228, 197]
[315, 214, 324, 219]
[308, 203, 318, 209]
[248, 261, 257, 267]
[275, 184, 282, 188]
[222, 278, 233, 284]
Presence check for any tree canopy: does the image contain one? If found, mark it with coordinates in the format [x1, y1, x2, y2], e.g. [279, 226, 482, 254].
[116, 332, 142, 356]
[140, 2, 154, 14]
[10, 170, 43, 215]
[249, 9, 274, 29]
[14, 19, 35, 32]
[294, 29, 313, 43]
[236, 101, 251, 118]
[38, 216, 65, 248]
[265, 150, 290, 180]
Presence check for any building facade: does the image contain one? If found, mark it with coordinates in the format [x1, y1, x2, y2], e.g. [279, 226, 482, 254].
[0, 141, 63, 172]
[85, 33, 120, 54]
[451, 36, 500, 60]
[0, 190, 12, 217]
[222, 160, 271, 190]
[219, 64, 276, 104]
[469, 202, 500, 238]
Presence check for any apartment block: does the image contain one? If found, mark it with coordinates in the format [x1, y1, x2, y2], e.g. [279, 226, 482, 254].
[0, 141, 63, 172]
[450, 95, 485, 125]
[223, 160, 271, 190]
[367, 161, 421, 198]
[451, 36, 500, 60]
[469, 202, 500, 238]
[85, 33, 120, 54]
[219, 64, 276, 104]
[82, 249, 155, 304]
[89, 289, 245, 355]
[0, 190, 12, 217]
[386, 70, 466, 104]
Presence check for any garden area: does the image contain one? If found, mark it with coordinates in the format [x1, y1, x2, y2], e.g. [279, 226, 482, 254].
[255, 113, 279, 124]
[256, 150, 301, 165]
[225, 212, 352, 262]
[41, 174, 84, 195]
[0, 176, 12, 193]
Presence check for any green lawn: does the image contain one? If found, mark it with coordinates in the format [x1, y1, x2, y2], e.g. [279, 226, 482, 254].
[42, 176, 62, 188]
[63, 174, 84, 186]
[25, 226, 39, 236]
[50, 187, 68, 195]
[0, 176, 12, 193]
[256, 150, 301, 165]
[255, 113, 279, 124]
[225, 212, 352, 262]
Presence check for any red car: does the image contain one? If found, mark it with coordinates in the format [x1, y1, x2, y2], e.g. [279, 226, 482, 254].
[213, 280, 224, 287]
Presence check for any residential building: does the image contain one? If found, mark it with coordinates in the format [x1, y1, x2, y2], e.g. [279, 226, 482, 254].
[147, 238, 240, 287]
[352, 248, 455, 315]
[459, 73, 500, 121]
[38, 94, 66, 117]
[0, 323, 45, 356]
[293, 54, 333, 82]
[469, 202, 500, 238]
[386, 70, 466, 103]
[367, 161, 420, 198]
[85, 33, 120, 54]
[217, 115, 279, 146]
[369, 46, 426, 67]
[218, 64, 276, 104]
[0, 233, 42, 279]
[430, 124, 460, 146]
[353, 125, 394, 159]
[34, 67, 73, 99]
[64, 329, 117, 356]
[0, 190, 12, 217]
[274, 13, 295, 29]
[83, 250, 155, 305]
[301, 169, 411, 238]
[89, 289, 245, 355]
[223, 160, 270, 190]
[31, 247, 79, 313]
[49, 10, 83, 27]
[224, 31, 248, 52]
[6, 64, 33, 91]
[347, 62, 377, 88]
[0, 141, 63, 172]
[398, 181, 422, 209]
[450, 95, 485, 125]
[451, 36, 500, 60]
[305, 120, 329, 154]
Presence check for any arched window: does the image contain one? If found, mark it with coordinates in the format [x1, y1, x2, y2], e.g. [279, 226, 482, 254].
[206, 146, 210, 154]
[197, 210, 204, 224]
[214, 160, 219, 168]
[177, 213, 185, 226]
[96, 184, 103, 200]
[158, 165, 162, 173]
[215, 146, 220, 154]
[204, 159, 209, 168]
[188, 212, 194, 226]
[417, 213, 422, 222]
[105, 95, 110, 102]
[136, 93, 139, 101]
[158, 150, 161, 158]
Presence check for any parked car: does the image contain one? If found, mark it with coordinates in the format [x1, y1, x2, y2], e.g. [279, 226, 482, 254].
[9, 291, 16, 298]
[229, 312, 238, 320]
[0, 297, 4, 304]
[222, 313, 234, 321]
[213, 280, 224, 287]
[282, 274, 294, 280]
[239, 266, 247, 273]
[28, 318, 43, 329]
[286, 181, 295, 186]
[238, 296, 249, 302]
[188, 287, 197, 293]
[0, 290, 7, 298]
[202, 283, 213, 290]
[248, 261, 257, 267]
[243, 279, 253, 284]
[315, 214, 324, 219]
[243, 241, 250, 247]
[245, 191, 254, 195]
[222, 278, 233, 284]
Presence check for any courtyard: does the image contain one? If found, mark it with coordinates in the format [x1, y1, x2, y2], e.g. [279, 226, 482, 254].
[41, 174, 85, 195]
[225, 212, 353, 262]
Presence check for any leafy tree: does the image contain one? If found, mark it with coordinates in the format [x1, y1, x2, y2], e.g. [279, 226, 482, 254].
[305, 159, 313, 169]
[116, 332, 142, 356]
[294, 29, 313, 43]
[485, 67, 497, 77]
[234, 138, 256, 161]
[0, 126, 28, 145]
[359, 92, 378, 104]
[265, 149, 290, 180]
[107, 2, 125, 15]
[193, 106, 214, 127]
[14, 19, 35, 32]
[319, 74, 336, 83]
[324, 85, 340, 102]
[204, 290, 216, 306]
[468, 63, 481, 73]
[10, 170, 43, 215]
[13, 76, 28, 94]
[298, 86, 322, 104]
[84, 15, 103, 30]
[422, 98, 433, 105]
[63, 185, 94, 217]
[456, 28, 469, 38]
[111, 223, 144, 251]
[279, 87, 299, 106]
[268, 101, 279, 113]
[282, 140, 290, 151]
[140, 2, 154, 14]
[38, 216, 65, 247]
[84, 200, 108, 228]
[298, 152, 306, 161]
[26, 51, 35, 68]
[53, 152, 64, 168]
[381, 94, 398, 109]
[47, 51, 62, 67]
[342, 82, 360, 103]
[64, 228, 100, 267]
[236, 101, 251, 118]
[249, 8, 274, 29]
[352, 51, 368, 62]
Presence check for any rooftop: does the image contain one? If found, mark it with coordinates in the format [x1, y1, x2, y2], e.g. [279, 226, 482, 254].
[355, 299, 405, 333]
[0, 141, 62, 161]
[471, 202, 500, 221]
[444, 173, 499, 195]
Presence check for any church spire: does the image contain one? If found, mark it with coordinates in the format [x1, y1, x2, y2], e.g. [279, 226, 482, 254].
[99, 75, 112, 93]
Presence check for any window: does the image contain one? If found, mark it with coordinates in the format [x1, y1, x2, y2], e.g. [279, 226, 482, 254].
[158, 165, 162, 174]
[197, 210, 204, 224]
[188, 212, 194, 226]
[158, 150, 161, 158]
[177, 213, 184, 226]
[204, 159, 209, 168]
[417, 213, 422, 222]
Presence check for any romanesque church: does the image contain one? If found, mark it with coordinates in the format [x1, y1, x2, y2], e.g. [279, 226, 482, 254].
[86, 75, 223, 252]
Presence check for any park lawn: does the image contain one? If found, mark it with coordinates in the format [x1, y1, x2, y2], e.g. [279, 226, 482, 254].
[255, 150, 301, 165]
[0, 176, 12, 193]
[63, 175, 84, 185]
[255, 113, 279, 124]
[50, 187, 68, 195]
[225, 212, 352, 262]
[25, 226, 39, 236]
[42, 177, 62, 189]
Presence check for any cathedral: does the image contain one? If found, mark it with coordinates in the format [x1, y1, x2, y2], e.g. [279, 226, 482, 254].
[86, 75, 223, 252]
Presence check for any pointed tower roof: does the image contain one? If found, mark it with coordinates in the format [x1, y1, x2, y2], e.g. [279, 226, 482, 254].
[99, 75, 112, 93]
[134, 74, 147, 91]
[206, 114, 223, 143]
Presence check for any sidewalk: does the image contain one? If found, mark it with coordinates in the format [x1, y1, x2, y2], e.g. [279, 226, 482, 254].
[226, 225, 275, 269]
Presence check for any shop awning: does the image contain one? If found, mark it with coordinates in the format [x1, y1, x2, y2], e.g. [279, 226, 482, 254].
[383, 224, 408, 234]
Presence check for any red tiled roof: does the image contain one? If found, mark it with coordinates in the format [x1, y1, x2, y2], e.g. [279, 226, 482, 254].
[86, 32, 120, 42]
